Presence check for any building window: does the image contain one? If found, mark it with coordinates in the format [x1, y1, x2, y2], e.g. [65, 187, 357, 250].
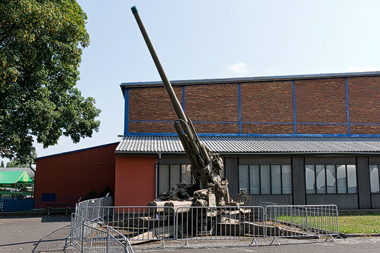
[305, 165, 357, 194]
[41, 193, 56, 202]
[369, 165, 380, 193]
[239, 165, 292, 195]
[158, 164, 192, 195]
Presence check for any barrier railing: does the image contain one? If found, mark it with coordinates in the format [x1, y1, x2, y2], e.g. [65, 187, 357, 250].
[75, 195, 113, 219]
[176, 205, 265, 247]
[80, 206, 176, 246]
[265, 205, 339, 245]
[69, 213, 134, 252]
[71, 202, 339, 249]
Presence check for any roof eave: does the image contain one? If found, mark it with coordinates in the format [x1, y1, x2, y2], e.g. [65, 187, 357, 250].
[120, 71, 380, 89]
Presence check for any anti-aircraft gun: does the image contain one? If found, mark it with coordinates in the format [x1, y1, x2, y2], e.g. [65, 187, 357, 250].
[131, 6, 249, 209]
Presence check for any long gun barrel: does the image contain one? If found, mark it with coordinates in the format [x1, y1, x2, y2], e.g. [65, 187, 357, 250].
[131, 6, 186, 121]
[131, 6, 232, 206]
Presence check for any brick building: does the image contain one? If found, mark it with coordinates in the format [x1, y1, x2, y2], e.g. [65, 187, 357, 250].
[35, 71, 380, 210]
[116, 71, 380, 210]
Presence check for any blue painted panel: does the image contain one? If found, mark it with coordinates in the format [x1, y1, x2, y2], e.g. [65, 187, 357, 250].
[0, 198, 34, 212]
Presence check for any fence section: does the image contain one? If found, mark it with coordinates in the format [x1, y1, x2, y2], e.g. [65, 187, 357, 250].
[69, 202, 339, 250]
[176, 206, 265, 244]
[69, 213, 134, 252]
[76, 196, 113, 219]
[81, 206, 176, 243]
[265, 205, 339, 243]
[0, 198, 34, 212]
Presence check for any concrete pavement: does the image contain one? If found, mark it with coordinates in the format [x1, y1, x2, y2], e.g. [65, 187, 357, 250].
[0, 215, 379, 252]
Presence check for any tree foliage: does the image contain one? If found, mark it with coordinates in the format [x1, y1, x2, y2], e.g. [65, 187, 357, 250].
[6, 159, 28, 168]
[0, 0, 101, 164]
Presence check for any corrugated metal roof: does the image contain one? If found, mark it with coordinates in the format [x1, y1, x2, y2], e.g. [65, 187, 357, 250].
[115, 136, 380, 154]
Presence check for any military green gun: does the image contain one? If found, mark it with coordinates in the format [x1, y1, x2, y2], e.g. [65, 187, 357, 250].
[131, 6, 248, 208]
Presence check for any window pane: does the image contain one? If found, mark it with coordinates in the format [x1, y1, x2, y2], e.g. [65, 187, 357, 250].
[249, 165, 260, 194]
[170, 165, 181, 190]
[239, 165, 249, 192]
[347, 165, 357, 194]
[337, 165, 347, 194]
[181, 165, 192, 185]
[261, 165, 270, 194]
[326, 165, 336, 194]
[305, 165, 315, 194]
[316, 165, 326, 194]
[282, 165, 292, 194]
[271, 165, 281, 194]
[370, 165, 380, 193]
[159, 165, 169, 194]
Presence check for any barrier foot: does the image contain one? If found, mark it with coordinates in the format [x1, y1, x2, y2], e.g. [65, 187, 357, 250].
[325, 235, 335, 242]
[249, 238, 258, 247]
[63, 235, 71, 250]
[335, 234, 346, 240]
[325, 235, 346, 242]
[269, 237, 280, 246]
[162, 239, 165, 249]
[181, 240, 189, 248]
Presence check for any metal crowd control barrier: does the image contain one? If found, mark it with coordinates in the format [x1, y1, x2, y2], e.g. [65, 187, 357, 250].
[81, 206, 176, 247]
[176, 206, 265, 247]
[69, 213, 134, 252]
[75, 196, 113, 219]
[70, 202, 339, 250]
[264, 205, 339, 245]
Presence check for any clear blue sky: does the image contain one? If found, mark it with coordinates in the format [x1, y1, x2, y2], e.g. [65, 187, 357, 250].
[21, 0, 380, 159]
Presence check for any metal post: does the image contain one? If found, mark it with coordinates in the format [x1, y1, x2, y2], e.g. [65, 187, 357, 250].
[107, 226, 110, 253]
[81, 219, 85, 252]
[305, 207, 308, 232]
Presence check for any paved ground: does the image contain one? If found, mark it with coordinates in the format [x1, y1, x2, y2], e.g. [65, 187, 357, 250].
[132, 237, 380, 252]
[1, 215, 380, 252]
[0, 215, 76, 252]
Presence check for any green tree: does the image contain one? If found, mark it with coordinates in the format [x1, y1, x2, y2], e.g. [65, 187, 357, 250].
[0, 0, 101, 164]
[0, 160, 4, 168]
[6, 159, 29, 168]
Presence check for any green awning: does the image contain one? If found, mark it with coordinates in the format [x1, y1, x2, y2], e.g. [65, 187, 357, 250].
[0, 171, 33, 187]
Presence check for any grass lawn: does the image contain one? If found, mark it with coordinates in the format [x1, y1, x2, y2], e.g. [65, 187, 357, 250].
[339, 212, 380, 234]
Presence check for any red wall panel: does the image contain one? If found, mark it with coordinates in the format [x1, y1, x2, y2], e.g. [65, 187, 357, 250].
[114, 156, 156, 206]
[34, 143, 117, 209]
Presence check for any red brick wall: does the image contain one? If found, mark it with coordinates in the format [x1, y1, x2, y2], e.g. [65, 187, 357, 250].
[185, 84, 239, 122]
[348, 77, 380, 134]
[241, 81, 294, 134]
[294, 78, 347, 134]
[241, 81, 293, 123]
[295, 78, 347, 123]
[126, 75, 380, 136]
[129, 87, 183, 122]
[242, 123, 294, 134]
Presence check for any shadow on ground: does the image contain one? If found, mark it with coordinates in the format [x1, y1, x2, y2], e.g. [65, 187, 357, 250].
[32, 225, 77, 252]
